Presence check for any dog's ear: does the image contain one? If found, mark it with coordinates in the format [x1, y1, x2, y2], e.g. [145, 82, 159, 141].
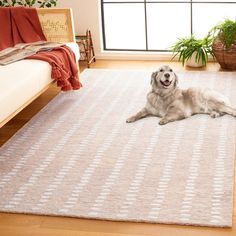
[174, 73, 179, 87]
[151, 72, 157, 85]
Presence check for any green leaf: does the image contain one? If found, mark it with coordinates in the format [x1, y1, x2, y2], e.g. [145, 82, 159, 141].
[170, 34, 214, 67]
[209, 18, 236, 50]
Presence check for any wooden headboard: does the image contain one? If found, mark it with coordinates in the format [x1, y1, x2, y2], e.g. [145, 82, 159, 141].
[37, 8, 75, 43]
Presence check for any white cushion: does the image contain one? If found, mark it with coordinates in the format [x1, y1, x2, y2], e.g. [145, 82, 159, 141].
[66, 42, 80, 61]
[0, 42, 80, 123]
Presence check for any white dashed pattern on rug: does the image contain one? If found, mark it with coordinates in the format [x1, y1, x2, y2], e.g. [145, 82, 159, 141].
[0, 69, 236, 227]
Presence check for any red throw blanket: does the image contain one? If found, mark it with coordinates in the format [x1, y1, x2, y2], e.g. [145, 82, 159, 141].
[28, 47, 81, 91]
[0, 7, 82, 91]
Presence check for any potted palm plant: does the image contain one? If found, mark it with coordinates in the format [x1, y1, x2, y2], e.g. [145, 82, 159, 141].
[210, 19, 236, 70]
[171, 35, 214, 68]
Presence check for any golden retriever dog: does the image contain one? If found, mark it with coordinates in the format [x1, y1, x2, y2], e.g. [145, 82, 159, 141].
[126, 65, 236, 125]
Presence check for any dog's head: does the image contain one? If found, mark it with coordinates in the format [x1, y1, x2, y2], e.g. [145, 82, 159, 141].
[151, 65, 178, 93]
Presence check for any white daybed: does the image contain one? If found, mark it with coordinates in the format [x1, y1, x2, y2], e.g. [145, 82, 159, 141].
[0, 8, 80, 128]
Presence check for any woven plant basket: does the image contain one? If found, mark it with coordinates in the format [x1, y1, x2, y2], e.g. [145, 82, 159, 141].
[212, 39, 236, 70]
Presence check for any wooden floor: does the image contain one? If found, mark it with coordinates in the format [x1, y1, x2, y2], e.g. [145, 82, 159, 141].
[0, 60, 235, 236]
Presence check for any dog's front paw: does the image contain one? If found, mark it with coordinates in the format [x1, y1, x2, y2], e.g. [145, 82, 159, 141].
[159, 118, 168, 125]
[126, 117, 135, 123]
[210, 111, 220, 118]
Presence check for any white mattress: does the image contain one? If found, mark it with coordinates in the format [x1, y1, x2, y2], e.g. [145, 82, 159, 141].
[0, 42, 80, 123]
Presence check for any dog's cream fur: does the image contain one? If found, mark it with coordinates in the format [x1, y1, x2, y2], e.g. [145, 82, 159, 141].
[126, 65, 236, 125]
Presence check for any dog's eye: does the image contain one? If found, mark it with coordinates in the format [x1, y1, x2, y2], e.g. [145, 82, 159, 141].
[160, 69, 164, 72]
[169, 69, 173, 72]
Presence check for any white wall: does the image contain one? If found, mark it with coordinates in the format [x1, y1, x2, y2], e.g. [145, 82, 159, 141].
[57, 0, 102, 57]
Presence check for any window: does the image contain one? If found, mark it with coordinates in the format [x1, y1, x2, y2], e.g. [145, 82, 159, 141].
[101, 0, 236, 51]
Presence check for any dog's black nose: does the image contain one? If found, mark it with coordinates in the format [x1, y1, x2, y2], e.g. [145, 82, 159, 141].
[164, 73, 170, 78]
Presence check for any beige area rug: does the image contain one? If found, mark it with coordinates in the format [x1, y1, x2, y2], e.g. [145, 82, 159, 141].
[0, 69, 236, 227]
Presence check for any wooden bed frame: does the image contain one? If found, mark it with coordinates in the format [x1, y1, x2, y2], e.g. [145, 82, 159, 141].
[0, 8, 76, 128]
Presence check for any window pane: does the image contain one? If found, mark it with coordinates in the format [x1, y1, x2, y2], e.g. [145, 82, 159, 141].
[103, 4, 146, 50]
[101, 1, 236, 51]
[103, 0, 191, 2]
[103, 0, 143, 2]
[146, 3, 190, 50]
[148, 0, 190, 2]
[192, 3, 236, 38]
[193, 0, 236, 2]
